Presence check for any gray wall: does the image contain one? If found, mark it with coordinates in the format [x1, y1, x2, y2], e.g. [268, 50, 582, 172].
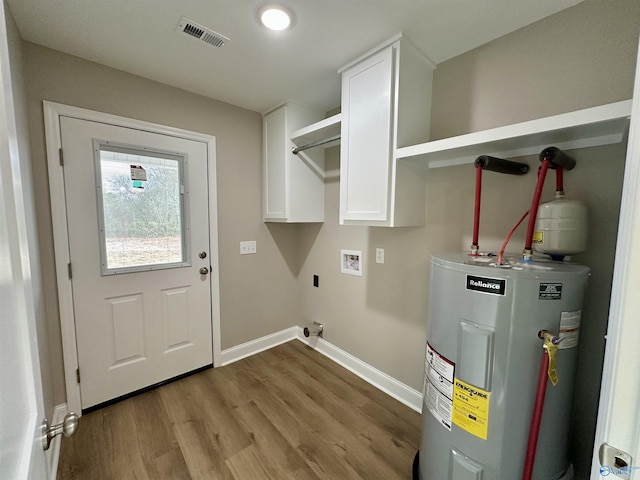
[298, 0, 638, 478]
[430, 0, 639, 138]
[21, 42, 302, 407]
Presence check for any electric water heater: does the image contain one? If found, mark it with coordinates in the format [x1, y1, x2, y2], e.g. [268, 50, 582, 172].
[417, 253, 589, 479]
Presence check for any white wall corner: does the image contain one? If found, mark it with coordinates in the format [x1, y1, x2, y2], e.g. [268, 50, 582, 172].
[294, 327, 423, 413]
[220, 327, 299, 365]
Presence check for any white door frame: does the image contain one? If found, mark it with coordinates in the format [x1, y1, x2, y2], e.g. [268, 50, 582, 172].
[43, 101, 222, 416]
[590, 35, 640, 478]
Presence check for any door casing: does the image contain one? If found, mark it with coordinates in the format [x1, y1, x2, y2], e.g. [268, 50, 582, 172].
[44, 101, 222, 416]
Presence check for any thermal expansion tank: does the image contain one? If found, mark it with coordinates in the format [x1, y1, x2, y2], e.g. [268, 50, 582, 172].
[418, 253, 589, 480]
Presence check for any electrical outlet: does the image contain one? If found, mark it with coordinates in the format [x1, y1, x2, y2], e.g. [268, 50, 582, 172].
[376, 248, 385, 264]
[240, 240, 257, 255]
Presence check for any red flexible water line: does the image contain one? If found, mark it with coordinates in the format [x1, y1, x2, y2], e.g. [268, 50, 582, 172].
[497, 210, 529, 265]
[522, 349, 550, 480]
[472, 165, 482, 253]
[524, 159, 551, 252]
[556, 166, 564, 193]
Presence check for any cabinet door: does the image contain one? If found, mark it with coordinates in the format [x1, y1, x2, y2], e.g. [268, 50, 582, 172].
[340, 46, 394, 223]
[263, 107, 287, 219]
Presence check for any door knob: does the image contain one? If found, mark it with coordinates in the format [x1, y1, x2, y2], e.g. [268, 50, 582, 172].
[42, 412, 79, 451]
[199, 267, 209, 275]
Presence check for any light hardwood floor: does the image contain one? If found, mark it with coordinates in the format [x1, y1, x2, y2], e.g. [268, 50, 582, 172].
[57, 340, 422, 479]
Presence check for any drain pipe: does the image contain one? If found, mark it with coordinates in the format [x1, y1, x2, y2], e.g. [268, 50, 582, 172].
[303, 322, 323, 338]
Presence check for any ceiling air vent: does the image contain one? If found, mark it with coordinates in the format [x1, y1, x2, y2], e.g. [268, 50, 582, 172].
[177, 17, 229, 48]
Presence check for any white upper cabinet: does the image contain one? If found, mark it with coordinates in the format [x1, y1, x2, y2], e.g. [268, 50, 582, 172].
[263, 102, 325, 223]
[338, 34, 435, 227]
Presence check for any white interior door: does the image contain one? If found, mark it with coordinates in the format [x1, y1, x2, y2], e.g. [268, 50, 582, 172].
[0, 1, 48, 476]
[60, 116, 214, 410]
[0, 187, 49, 479]
[0, 148, 49, 480]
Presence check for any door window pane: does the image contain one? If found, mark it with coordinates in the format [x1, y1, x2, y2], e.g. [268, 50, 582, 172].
[96, 143, 189, 274]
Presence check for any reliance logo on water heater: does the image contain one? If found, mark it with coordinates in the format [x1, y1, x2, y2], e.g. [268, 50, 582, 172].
[466, 275, 506, 296]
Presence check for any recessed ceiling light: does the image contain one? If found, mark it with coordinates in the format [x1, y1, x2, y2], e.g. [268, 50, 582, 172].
[258, 4, 294, 31]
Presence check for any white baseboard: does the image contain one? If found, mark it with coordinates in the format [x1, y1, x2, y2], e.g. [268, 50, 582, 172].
[47, 403, 68, 479]
[294, 327, 423, 413]
[220, 327, 299, 365]
[220, 326, 423, 413]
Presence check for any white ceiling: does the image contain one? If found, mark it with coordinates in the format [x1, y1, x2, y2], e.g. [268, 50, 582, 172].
[6, 0, 585, 114]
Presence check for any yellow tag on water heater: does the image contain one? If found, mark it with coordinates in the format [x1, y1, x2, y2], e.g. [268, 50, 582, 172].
[452, 378, 490, 440]
[532, 231, 544, 244]
[545, 343, 559, 386]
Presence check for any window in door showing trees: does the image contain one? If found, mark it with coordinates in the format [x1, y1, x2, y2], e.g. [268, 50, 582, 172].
[94, 143, 190, 275]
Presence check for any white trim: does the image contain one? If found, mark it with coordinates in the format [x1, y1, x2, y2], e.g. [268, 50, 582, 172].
[46, 404, 68, 480]
[220, 327, 299, 365]
[396, 99, 632, 168]
[220, 326, 423, 413]
[590, 36, 640, 479]
[43, 101, 222, 416]
[336, 33, 439, 73]
[206, 138, 222, 367]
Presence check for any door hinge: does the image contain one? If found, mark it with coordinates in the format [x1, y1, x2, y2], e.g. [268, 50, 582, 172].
[67, 262, 72, 279]
[59, 148, 64, 166]
[76, 367, 81, 384]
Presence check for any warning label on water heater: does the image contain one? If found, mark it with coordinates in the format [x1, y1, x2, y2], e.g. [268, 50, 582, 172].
[558, 310, 582, 349]
[452, 378, 491, 440]
[424, 343, 455, 431]
[539, 282, 563, 300]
